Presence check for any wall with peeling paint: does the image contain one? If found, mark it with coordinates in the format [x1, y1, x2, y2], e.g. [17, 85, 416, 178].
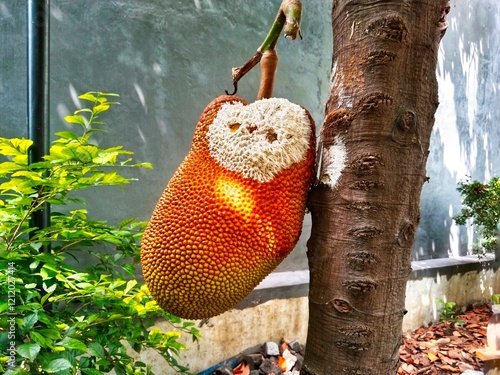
[0, 0, 498, 267]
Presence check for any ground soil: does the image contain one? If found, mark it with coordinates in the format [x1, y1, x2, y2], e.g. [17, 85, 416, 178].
[398, 305, 492, 374]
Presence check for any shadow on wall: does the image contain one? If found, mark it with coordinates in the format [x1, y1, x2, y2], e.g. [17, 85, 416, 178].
[414, 0, 500, 260]
[45, 0, 332, 229]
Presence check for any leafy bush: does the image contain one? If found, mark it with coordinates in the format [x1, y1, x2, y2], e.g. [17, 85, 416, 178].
[0, 92, 199, 375]
[455, 177, 500, 256]
[435, 299, 464, 326]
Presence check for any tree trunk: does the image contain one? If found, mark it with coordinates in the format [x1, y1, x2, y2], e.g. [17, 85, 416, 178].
[302, 1, 450, 374]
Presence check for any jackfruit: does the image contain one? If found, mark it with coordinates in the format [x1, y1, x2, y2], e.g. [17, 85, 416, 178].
[141, 95, 315, 319]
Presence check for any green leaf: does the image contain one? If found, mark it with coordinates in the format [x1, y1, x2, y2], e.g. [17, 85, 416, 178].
[11, 170, 44, 182]
[64, 115, 86, 126]
[57, 337, 87, 353]
[0, 161, 25, 174]
[40, 263, 60, 279]
[121, 263, 135, 277]
[88, 341, 106, 358]
[41, 290, 55, 305]
[55, 131, 80, 140]
[30, 331, 52, 347]
[28, 161, 52, 169]
[96, 91, 119, 97]
[0, 90, 196, 375]
[0, 178, 37, 194]
[17, 342, 41, 360]
[124, 279, 137, 295]
[93, 103, 110, 115]
[0, 138, 32, 156]
[38, 328, 62, 341]
[135, 162, 153, 169]
[3, 368, 31, 375]
[43, 358, 72, 373]
[78, 93, 99, 102]
[74, 108, 93, 115]
[42, 281, 57, 293]
[81, 369, 105, 375]
[23, 312, 39, 330]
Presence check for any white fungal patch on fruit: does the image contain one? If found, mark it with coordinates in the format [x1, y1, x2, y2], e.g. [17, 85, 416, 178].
[207, 98, 312, 183]
[320, 136, 347, 190]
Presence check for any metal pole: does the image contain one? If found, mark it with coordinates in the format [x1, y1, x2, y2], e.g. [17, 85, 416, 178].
[27, 0, 50, 236]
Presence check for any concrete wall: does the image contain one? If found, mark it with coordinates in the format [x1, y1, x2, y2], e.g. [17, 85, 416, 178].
[2, 0, 499, 264]
[417, 0, 500, 260]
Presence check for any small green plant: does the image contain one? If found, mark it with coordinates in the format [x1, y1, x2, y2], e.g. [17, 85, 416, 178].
[492, 294, 500, 305]
[0, 92, 199, 375]
[455, 176, 500, 257]
[435, 299, 464, 326]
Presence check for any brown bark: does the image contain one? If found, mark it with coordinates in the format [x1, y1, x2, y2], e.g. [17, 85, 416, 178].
[302, 1, 450, 374]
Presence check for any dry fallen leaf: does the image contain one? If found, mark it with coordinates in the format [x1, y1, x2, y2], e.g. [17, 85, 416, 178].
[437, 364, 460, 372]
[399, 305, 492, 374]
[427, 353, 439, 362]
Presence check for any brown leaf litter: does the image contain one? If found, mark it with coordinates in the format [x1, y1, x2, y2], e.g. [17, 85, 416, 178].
[398, 305, 492, 374]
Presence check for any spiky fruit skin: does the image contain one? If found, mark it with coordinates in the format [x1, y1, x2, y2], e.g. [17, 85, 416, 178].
[141, 95, 315, 319]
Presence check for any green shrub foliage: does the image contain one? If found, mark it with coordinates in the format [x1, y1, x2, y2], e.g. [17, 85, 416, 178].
[455, 176, 500, 256]
[0, 92, 199, 375]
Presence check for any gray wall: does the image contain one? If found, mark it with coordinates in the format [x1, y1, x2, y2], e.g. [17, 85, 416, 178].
[1, 0, 498, 267]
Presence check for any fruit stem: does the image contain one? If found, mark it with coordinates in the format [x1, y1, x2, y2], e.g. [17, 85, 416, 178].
[225, 0, 302, 96]
[257, 49, 279, 100]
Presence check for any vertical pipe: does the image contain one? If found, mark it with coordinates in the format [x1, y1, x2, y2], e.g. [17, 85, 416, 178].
[27, 0, 50, 236]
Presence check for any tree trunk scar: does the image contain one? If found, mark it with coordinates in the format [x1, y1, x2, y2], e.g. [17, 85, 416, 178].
[364, 15, 409, 44]
[334, 325, 373, 352]
[338, 325, 373, 338]
[363, 50, 397, 65]
[392, 109, 417, 145]
[347, 201, 382, 212]
[349, 180, 383, 191]
[350, 154, 384, 174]
[346, 251, 379, 271]
[356, 92, 394, 112]
[331, 298, 352, 313]
[397, 221, 416, 247]
[342, 279, 378, 295]
[334, 339, 370, 352]
[348, 226, 383, 238]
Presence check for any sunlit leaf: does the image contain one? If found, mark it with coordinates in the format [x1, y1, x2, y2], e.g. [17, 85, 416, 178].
[88, 341, 106, 358]
[17, 343, 41, 360]
[64, 115, 86, 126]
[78, 92, 99, 102]
[92, 103, 110, 115]
[43, 358, 72, 373]
[55, 131, 80, 140]
[30, 331, 52, 347]
[56, 337, 87, 353]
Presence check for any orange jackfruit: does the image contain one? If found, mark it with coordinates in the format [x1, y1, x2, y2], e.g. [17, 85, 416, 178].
[141, 95, 315, 319]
